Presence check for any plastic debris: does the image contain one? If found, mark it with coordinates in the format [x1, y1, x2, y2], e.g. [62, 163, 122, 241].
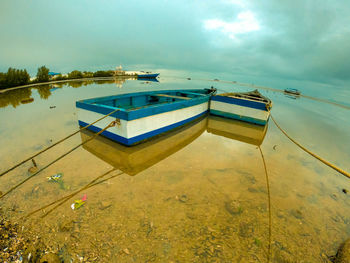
[47, 173, 69, 190]
[71, 194, 87, 210]
[47, 173, 63, 182]
[81, 194, 87, 202]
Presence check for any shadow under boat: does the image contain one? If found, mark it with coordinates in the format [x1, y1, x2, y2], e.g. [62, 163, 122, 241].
[80, 116, 207, 176]
[206, 115, 268, 146]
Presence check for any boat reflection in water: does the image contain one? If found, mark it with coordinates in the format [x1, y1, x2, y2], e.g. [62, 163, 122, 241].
[80, 116, 207, 176]
[206, 115, 268, 146]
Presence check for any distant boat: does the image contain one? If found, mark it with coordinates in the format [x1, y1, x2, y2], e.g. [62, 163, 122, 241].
[210, 89, 272, 125]
[284, 88, 301, 96]
[137, 72, 160, 79]
[76, 88, 216, 146]
[80, 116, 207, 176]
[207, 115, 268, 146]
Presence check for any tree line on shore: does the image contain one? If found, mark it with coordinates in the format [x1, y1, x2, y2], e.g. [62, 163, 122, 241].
[0, 66, 116, 90]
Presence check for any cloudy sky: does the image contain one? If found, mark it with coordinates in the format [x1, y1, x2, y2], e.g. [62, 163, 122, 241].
[1, 0, 349, 84]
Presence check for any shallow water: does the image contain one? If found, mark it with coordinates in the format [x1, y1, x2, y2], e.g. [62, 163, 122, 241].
[0, 76, 350, 262]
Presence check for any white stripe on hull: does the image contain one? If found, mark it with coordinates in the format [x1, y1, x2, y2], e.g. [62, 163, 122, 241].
[77, 102, 208, 139]
[210, 101, 269, 121]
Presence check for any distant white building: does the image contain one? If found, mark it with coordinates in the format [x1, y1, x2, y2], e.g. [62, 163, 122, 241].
[115, 65, 126, 76]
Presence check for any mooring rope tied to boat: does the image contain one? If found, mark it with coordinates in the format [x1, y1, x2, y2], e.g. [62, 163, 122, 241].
[0, 108, 120, 178]
[258, 146, 272, 262]
[0, 121, 117, 200]
[270, 115, 350, 179]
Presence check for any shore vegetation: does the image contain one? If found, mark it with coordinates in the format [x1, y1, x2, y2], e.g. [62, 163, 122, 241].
[0, 66, 120, 90]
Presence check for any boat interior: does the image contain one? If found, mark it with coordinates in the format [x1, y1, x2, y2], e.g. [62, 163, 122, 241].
[220, 89, 271, 104]
[92, 90, 210, 111]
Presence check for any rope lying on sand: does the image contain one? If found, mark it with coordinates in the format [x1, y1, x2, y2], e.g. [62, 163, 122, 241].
[0, 109, 120, 178]
[0, 121, 117, 200]
[270, 115, 350, 179]
[258, 146, 272, 262]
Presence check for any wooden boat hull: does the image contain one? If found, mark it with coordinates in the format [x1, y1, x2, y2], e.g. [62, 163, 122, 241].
[210, 93, 271, 125]
[80, 116, 207, 175]
[76, 89, 213, 146]
[207, 116, 268, 146]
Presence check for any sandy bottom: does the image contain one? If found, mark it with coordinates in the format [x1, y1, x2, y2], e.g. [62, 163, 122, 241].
[1, 80, 350, 262]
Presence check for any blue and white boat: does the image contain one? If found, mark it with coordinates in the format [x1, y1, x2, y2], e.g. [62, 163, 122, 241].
[210, 89, 272, 125]
[137, 72, 160, 79]
[76, 88, 216, 146]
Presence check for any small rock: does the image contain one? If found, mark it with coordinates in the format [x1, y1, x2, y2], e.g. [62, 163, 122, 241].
[179, 195, 188, 203]
[248, 187, 258, 193]
[335, 239, 350, 263]
[40, 252, 61, 263]
[32, 144, 43, 151]
[331, 193, 338, 200]
[225, 200, 243, 215]
[186, 212, 196, 220]
[239, 222, 254, 238]
[277, 211, 285, 219]
[28, 166, 38, 174]
[73, 224, 80, 233]
[290, 209, 303, 220]
[100, 201, 112, 210]
[59, 220, 74, 232]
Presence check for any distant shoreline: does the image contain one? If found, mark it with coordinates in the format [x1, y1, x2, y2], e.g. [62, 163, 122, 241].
[0, 76, 131, 94]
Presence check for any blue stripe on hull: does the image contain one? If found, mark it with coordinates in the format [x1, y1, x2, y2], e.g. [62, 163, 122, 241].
[79, 110, 208, 146]
[210, 109, 268, 126]
[212, 95, 268, 111]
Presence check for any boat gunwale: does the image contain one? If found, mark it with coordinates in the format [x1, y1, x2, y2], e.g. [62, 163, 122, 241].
[77, 89, 211, 105]
[76, 89, 213, 121]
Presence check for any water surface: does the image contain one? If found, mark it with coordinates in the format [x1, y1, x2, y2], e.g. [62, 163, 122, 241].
[0, 76, 350, 262]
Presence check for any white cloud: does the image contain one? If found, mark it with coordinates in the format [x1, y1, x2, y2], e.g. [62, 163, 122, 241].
[203, 11, 260, 39]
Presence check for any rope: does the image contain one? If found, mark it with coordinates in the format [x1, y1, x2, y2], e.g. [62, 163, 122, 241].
[0, 121, 117, 200]
[25, 169, 124, 219]
[270, 115, 350, 179]
[41, 170, 124, 218]
[258, 146, 272, 262]
[0, 108, 120, 177]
